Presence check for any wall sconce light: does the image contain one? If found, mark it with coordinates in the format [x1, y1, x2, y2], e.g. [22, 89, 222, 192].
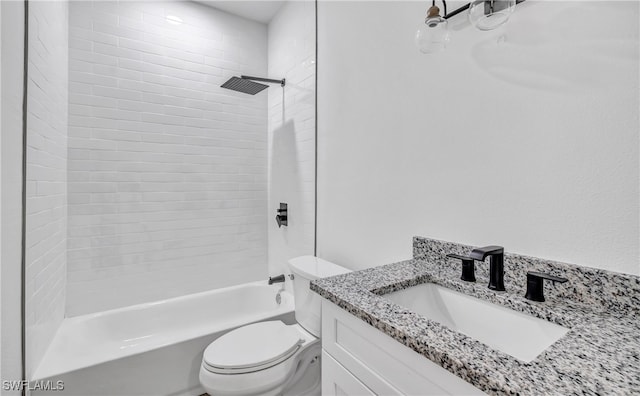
[415, 2, 450, 54]
[415, 0, 522, 53]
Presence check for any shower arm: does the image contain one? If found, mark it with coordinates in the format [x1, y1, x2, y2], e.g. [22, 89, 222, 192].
[241, 75, 286, 87]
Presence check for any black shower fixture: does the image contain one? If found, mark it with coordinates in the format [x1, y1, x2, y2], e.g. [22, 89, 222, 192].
[276, 203, 288, 228]
[220, 75, 286, 95]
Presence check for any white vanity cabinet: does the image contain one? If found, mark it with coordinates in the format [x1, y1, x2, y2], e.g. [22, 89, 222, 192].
[321, 300, 486, 396]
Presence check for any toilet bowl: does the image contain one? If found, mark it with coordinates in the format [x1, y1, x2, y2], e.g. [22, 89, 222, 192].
[199, 321, 320, 396]
[199, 256, 350, 396]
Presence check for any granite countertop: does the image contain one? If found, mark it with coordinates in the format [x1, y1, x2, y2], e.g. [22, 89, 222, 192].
[311, 238, 640, 395]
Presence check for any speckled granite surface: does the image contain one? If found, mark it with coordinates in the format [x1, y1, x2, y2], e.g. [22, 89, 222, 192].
[311, 237, 640, 395]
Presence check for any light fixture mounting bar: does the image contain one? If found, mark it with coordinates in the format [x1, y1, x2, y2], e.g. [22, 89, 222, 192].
[443, 2, 469, 19]
[443, 0, 525, 20]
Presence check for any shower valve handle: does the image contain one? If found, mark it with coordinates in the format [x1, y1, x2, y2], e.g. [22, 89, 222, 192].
[276, 214, 288, 228]
[276, 203, 288, 228]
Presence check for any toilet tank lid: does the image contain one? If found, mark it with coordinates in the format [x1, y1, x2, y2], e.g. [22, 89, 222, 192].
[288, 255, 351, 281]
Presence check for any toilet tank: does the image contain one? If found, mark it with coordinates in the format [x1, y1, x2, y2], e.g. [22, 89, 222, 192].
[288, 256, 351, 337]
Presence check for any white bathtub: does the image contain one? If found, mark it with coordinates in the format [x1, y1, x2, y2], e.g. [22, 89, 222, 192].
[32, 281, 295, 396]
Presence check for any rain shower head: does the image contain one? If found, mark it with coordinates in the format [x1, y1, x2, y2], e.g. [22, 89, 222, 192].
[220, 75, 285, 95]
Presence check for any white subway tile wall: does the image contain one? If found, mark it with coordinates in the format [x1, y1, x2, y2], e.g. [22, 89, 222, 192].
[66, 1, 268, 316]
[267, 1, 316, 277]
[25, 0, 69, 376]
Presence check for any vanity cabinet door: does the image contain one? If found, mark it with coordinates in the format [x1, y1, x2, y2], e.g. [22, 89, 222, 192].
[322, 351, 376, 396]
[321, 300, 486, 396]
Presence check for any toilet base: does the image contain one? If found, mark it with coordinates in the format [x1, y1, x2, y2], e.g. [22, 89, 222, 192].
[283, 352, 320, 396]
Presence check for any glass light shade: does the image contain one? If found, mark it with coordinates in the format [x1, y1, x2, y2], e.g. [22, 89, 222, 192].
[415, 15, 450, 54]
[468, 0, 516, 31]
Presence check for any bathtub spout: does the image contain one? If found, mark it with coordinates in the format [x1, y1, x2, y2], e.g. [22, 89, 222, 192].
[268, 274, 286, 285]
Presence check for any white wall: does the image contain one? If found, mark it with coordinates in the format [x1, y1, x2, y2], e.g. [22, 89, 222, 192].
[317, 1, 639, 275]
[66, 1, 269, 316]
[1, 1, 24, 391]
[25, 0, 69, 379]
[267, 0, 316, 278]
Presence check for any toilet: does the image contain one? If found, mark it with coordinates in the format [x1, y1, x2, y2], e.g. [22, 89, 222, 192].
[199, 256, 351, 396]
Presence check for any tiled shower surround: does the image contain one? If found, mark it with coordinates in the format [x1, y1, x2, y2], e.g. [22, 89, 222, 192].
[66, 1, 269, 316]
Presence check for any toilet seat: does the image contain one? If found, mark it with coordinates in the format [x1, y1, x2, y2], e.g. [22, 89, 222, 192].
[203, 321, 305, 374]
[199, 321, 320, 396]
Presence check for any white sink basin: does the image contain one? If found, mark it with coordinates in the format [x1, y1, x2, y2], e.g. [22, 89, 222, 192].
[384, 283, 569, 362]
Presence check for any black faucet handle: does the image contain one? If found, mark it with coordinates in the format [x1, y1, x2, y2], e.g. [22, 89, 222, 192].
[446, 253, 476, 282]
[524, 271, 568, 302]
[528, 271, 568, 284]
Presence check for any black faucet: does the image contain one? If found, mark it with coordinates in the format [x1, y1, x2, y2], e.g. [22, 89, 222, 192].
[268, 274, 286, 285]
[469, 245, 505, 291]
